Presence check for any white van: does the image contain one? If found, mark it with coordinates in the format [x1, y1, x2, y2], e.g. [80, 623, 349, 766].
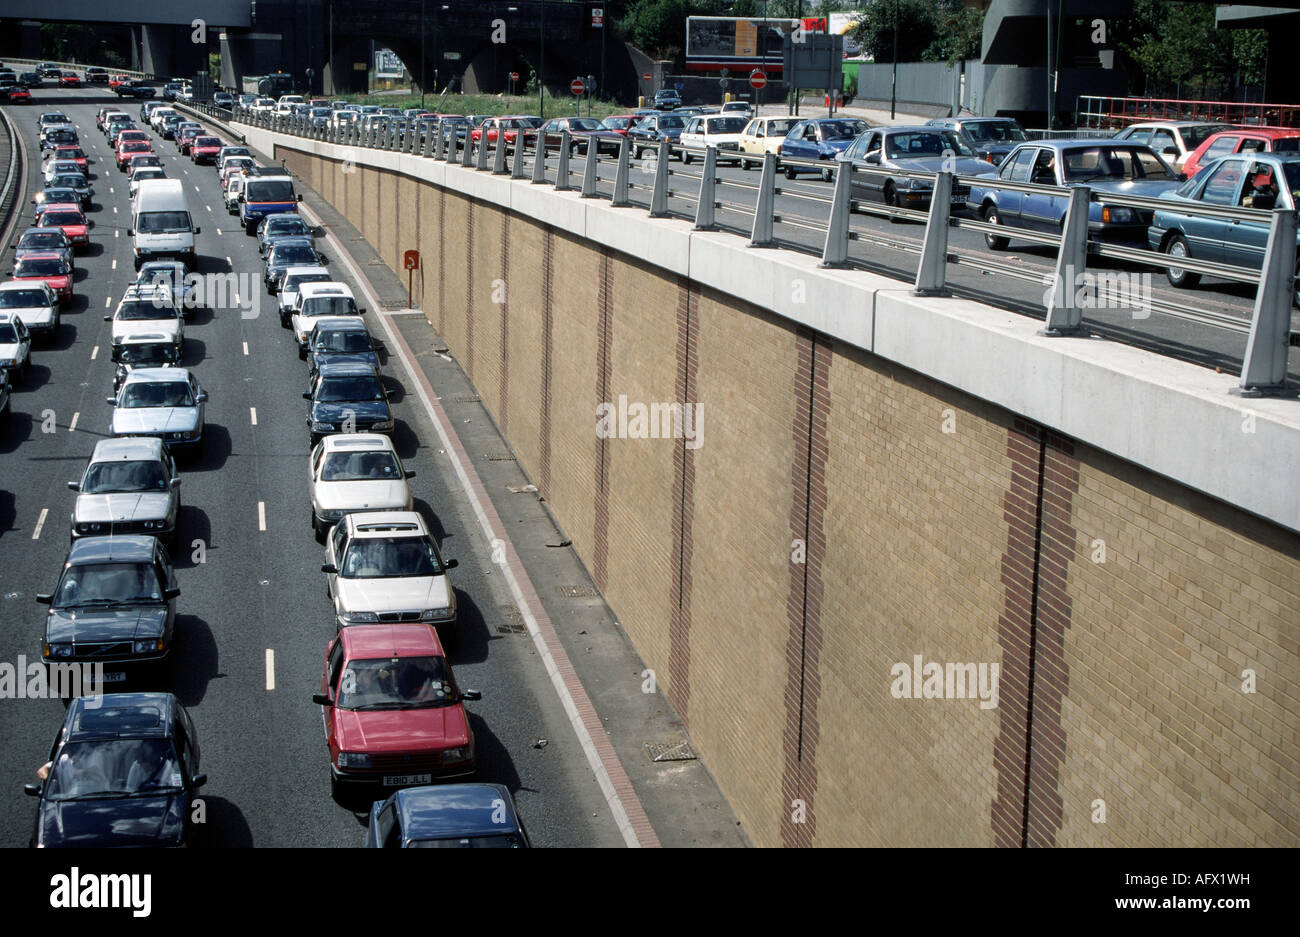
[128, 179, 200, 270]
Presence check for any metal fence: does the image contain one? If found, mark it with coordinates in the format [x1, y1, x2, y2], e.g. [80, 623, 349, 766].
[230, 106, 1297, 397]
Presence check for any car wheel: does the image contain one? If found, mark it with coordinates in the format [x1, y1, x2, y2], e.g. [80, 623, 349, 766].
[298, 343, 308, 361]
[682, 150, 692, 165]
[820, 163, 832, 183]
[280, 310, 290, 329]
[312, 509, 324, 541]
[784, 165, 796, 180]
[1163, 234, 1200, 288]
[983, 204, 1010, 251]
[244, 220, 256, 235]
[884, 183, 905, 224]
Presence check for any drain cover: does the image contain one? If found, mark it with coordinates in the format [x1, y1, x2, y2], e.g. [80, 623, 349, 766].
[496, 604, 527, 635]
[448, 394, 480, 403]
[483, 451, 515, 462]
[557, 585, 597, 598]
[644, 738, 697, 763]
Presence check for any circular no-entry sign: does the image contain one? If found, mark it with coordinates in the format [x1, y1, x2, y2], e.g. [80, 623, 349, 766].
[749, 69, 767, 90]
[510, 71, 519, 81]
[642, 72, 651, 81]
[570, 77, 585, 96]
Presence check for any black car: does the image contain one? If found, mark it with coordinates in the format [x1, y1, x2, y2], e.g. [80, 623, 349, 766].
[162, 81, 183, 102]
[40, 174, 93, 209]
[37, 534, 180, 683]
[115, 81, 156, 99]
[24, 693, 207, 848]
[307, 320, 379, 382]
[264, 237, 325, 293]
[304, 361, 393, 447]
[627, 113, 687, 159]
[213, 91, 235, 109]
[653, 89, 682, 111]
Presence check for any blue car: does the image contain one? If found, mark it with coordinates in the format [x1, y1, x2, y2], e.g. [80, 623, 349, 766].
[779, 117, 870, 180]
[967, 139, 1183, 250]
[1148, 152, 1300, 306]
[925, 117, 1029, 168]
[366, 783, 530, 847]
[628, 113, 688, 159]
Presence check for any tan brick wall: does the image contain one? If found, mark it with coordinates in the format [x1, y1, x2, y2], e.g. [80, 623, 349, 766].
[470, 204, 505, 415]
[396, 174, 418, 281]
[438, 191, 469, 364]
[502, 217, 546, 471]
[415, 183, 440, 313]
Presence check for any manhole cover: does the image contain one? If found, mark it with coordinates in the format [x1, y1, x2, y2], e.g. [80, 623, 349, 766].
[644, 738, 697, 763]
[496, 604, 527, 635]
[557, 585, 597, 598]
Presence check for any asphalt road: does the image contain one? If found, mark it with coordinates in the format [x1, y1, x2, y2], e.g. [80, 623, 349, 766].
[0, 89, 627, 847]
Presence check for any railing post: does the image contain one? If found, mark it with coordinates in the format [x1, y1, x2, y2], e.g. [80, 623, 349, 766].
[1234, 208, 1297, 397]
[476, 132, 490, 170]
[433, 128, 444, 159]
[913, 171, 953, 293]
[694, 146, 718, 229]
[447, 131, 460, 164]
[611, 136, 630, 207]
[512, 134, 528, 179]
[531, 134, 547, 184]
[821, 161, 854, 267]
[1042, 185, 1090, 336]
[581, 139, 599, 197]
[461, 132, 475, 167]
[493, 134, 507, 174]
[750, 152, 777, 246]
[649, 138, 670, 217]
[556, 130, 572, 191]
[423, 128, 434, 157]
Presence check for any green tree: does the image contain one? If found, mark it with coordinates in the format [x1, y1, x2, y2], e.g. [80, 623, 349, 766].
[850, 0, 938, 63]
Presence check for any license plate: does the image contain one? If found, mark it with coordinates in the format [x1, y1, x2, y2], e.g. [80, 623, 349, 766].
[950, 194, 966, 204]
[382, 773, 432, 786]
[102, 671, 127, 683]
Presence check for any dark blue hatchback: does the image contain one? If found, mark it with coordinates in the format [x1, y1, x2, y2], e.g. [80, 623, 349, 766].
[366, 783, 530, 847]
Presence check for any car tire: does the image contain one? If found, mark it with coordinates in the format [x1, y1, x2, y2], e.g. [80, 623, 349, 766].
[244, 220, 256, 236]
[784, 165, 796, 180]
[884, 183, 905, 224]
[983, 204, 1010, 251]
[298, 343, 308, 361]
[820, 163, 832, 183]
[682, 150, 692, 165]
[1163, 234, 1200, 289]
[312, 509, 325, 542]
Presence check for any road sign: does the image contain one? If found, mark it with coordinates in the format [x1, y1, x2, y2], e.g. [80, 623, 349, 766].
[720, 67, 730, 78]
[570, 77, 585, 96]
[509, 71, 519, 82]
[720, 78, 730, 91]
[404, 250, 420, 270]
[642, 72, 651, 81]
[749, 69, 767, 90]
[592, 7, 603, 27]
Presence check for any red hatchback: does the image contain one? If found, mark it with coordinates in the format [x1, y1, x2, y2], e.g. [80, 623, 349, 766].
[313, 624, 481, 797]
[34, 203, 91, 252]
[190, 136, 223, 164]
[58, 73, 81, 88]
[6, 86, 31, 104]
[116, 139, 153, 170]
[54, 144, 89, 170]
[1183, 127, 1300, 179]
[11, 251, 73, 304]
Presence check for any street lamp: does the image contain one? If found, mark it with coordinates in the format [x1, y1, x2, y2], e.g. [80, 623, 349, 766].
[421, 0, 426, 106]
[890, 0, 898, 119]
[539, 0, 545, 119]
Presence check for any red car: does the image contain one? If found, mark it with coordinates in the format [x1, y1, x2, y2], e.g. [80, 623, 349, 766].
[176, 127, 202, 154]
[11, 250, 73, 304]
[190, 136, 223, 164]
[600, 114, 641, 137]
[5, 86, 31, 104]
[58, 73, 81, 88]
[54, 144, 89, 170]
[116, 139, 153, 170]
[472, 116, 534, 148]
[108, 75, 129, 89]
[1183, 127, 1300, 179]
[33, 203, 91, 252]
[313, 624, 481, 797]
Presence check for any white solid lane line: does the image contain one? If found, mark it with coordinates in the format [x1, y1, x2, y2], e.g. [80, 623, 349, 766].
[258, 501, 266, 531]
[265, 649, 275, 691]
[68, 412, 79, 432]
[31, 509, 48, 541]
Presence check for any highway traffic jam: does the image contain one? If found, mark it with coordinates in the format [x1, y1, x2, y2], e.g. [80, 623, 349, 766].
[0, 84, 554, 848]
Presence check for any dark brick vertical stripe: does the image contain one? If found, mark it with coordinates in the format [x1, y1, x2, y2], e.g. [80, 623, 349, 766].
[667, 280, 697, 725]
[465, 199, 475, 381]
[592, 249, 613, 591]
[539, 229, 553, 494]
[781, 329, 828, 849]
[438, 189, 446, 333]
[992, 419, 1044, 848]
[1025, 434, 1079, 848]
[414, 182, 422, 309]
[499, 214, 510, 437]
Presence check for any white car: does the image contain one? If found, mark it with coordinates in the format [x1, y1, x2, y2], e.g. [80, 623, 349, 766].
[149, 107, 177, 132]
[0, 312, 32, 381]
[250, 97, 276, 113]
[224, 172, 248, 213]
[292, 282, 362, 357]
[0, 281, 59, 342]
[106, 286, 183, 355]
[678, 114, 749, 166]
[323, 511, 458, 629]
[309, 434, 415, 540]
[1110, 121, 1235, 171]
[738, 116, 801, 166]
[129, 167, 167, 201]
[275, 94, 305, 115]
[278, 265, 333, 327]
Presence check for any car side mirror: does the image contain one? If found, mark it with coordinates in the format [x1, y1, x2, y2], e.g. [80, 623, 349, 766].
[297, 194, 304, 201]
[190, 773, 207, 788]
[67, 481, 79, 491]
[196, 391, 208, 402]
[24, 784, 40, 797]
[444, 558, 458, 570]
[405, 470, 416, 479]
[302, 391, 312, 399]
[321, 563, 337, 574]
[357, 308, 366, 315]
[105, 395, 116, 404]
[36, 594, 52, 604]
[193, 227, 201, 235]
[126, 229, 133, 236]
[865, 151, 880, 165]
[312, 693, 331, 706]
[164, 588, 181, 600]
[461, 689, 482, 701]
[1163, 146, 1178, 156]
[171, 477, 182, 488]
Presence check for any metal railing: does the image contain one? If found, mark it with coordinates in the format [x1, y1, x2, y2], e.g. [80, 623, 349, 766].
[231, 106, 1298, 397]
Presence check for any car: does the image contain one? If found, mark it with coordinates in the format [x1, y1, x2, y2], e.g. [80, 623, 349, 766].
[925, 117, 1030, 167]
[52, 143, 91, 171]
[837, 126, 996, 213]
[309, 434, 413, 539]
[277, 265, 333, 327]
[43, 158, 86, 186]
[264, 237, 325, 294]
[100, 112, 131, 137]
[97, 106, 121, 130]
[162, 81, 182, 101]
[10, 250, 73, 307]
[1111, 121, 1235, 172]
[216, 145, 253, 172]
[23, 693, 206, 847]
[129, 167, 167, 200]
[312, 623, 479, 798]
[599, 114, 640, 137]
[221, 159, 255, 191]
[114, 80, 156, 98]
[736, 115, 800, 168]
[627, 113, 688, 159]
[652, 89, 682, 110]
[58, 72, 82, 88]
[33, 203, 91, 253]
[224, 172, 247, 213]
[257, 212, 315, 255]
[106, 286, 184, 354]
[1182, 128, 1300, 180]
[468, 115, 531, 148]
[3, 84, 31, 104]
[37, 109, 70, 129]
[12, 226, 74, 270]
[108, 121, 140, 146]
[1148, 153, 1300, 306]
[107, 367, 206, 454]
[111, 332, 182, 394]
[18, 71, 41, 89]
[36, 176, 92, 210]
[36, 63, 62, 79]
[307, 318, 379, 381]
[0, 279, 60, 340]
[678, 114, 749, 165]
[0, 363, 10, 416]
[721, 101, 754, 120]
[84, 66, 109, 83]
[36, 536, 180, 683]
[241, 172, 301, 235]
[159, 114, 184, 140]
[189, 135, 223, 164]
[969, 140, 1183, 250]
[139, 99, 162, 120]
[304, 360, 391, 446]
[0, 311, 32, 381]
[148, 106, 176, 132]
[40, 126, 78, 150]
[293, 282, 362, 355]
[366, 783, 530, 848]
[135, 261, 194, 314]
[536, 116, 624, 157]
[213, 91, 235, 108]
[779, 118, 871, 179]
[175, 125, 203, 155]
[69, 436, 181, 541]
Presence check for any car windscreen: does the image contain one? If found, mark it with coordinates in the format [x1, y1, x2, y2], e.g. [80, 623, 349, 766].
[886, 131, 973, 158]
[40, 211, 85, 229]
[53, 561, 165, 608]
[271, 246, 318, 267]
[18, 233, 65, 250]
[45, 738, 181, 800]
[117, 301, 176, 321]
[14, 258, 68, 276]
[315, 329, 371, 353]
[1182, 125, 1234, 148]
[409, 834, 525, 848]
[964, 121, 1028, 144]
[120, 380, 192, 408]
[304, 297, 358, 317]
[266, 218, 309, 236]
[337, 656, 453, 710]
[706, 117, 747, 134]
[131, 157, 162, 168]
[121, 142, 150, 153]
[1062, 147, 1177, 182]
[316, 374, 383, 402]
[820, 120, 870, 141]
[82, 459, 169, 494]
[321, 450, 401, 481]
[285, 273, 331, 292]
[133, 171, 166, 183]
[52, 176, 84, 189]
[1284, 163, 1300, 195]
[0, 323, 18, 342]
[135, 212, 191, 234]
[657, 116, 685, 130]
[603, 117, 630, 130]
[0, 288, 49, 308]
[118, 343, 177, 366]
[245, 180, 295, 202]
[340, 537, 441, 578]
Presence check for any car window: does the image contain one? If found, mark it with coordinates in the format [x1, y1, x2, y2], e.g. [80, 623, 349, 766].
[82, 459, 169, 493]
[1199, 159, 1245, 204]
[45, 738, 181, 799]
[321, 450, 401, 481]
[315, 372, 382, 402]
[327, 639, 345, 691]
[330, 519, 348, 560]
[341, 536, 442, 578]
[121, 381, 194, 408]
[377, 802, 400, 847]
[1002, 148, 1036, 182]
[53, 562, 163, 607]
[337, 656, 453, 709]
[1238, 138, 1267, 153]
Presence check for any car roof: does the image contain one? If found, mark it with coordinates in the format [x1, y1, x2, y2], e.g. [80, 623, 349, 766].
[19, 227, 68, 238]
[284, 265, 329, 277]
[122, 367, 193, 384]
[91, 435, 166, 462]
[394, 784, 522, 839]
[341, 623, 444, 658]
[15, 250, 64, 260]
[67, 533, 158, 565]
[269, 236, 315, 250]
[300, 282, 354, 299]
[67, 692, 177, 740]
[317, 360, 378, 378]
[1203, 128, 1300, 141]
[0, 280, 53, 294]
[344, 510, 426, 538]
[313, 317, 368, 333]
[1123, 120, 1227, 129]
[322, 433, 395, 453]
[265, 213, 306, 223]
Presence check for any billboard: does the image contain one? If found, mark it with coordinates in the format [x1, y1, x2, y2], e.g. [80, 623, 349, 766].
[685, 16, 797, 72]
[374, 48, 405, 79]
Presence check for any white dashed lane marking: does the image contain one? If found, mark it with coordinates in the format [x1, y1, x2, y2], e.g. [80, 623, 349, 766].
[31, 509, 48, 541]
[250, 407, 258, 426]
[265, 649, 275, 691]
[90, 346, 98, 360]
[258, 501, 266, 531]
[68, 412, 79, 432]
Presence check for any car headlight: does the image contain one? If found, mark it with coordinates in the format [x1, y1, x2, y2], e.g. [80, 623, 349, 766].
[421, 607, 453, 621]
[0, 359, 13, 368]
[1101, 206, 1135, 224]
[441, 746, 470, 763]
[370, 420, 393, 431]
[134, 638, 165, 653]
[320, 508, 345, 520]
[338, 611, 379, 624]
[337, 751, 371, 768]
[44, 643, 73, 659]
[77, 522, 105, 534]
[312, 421, 336, 432]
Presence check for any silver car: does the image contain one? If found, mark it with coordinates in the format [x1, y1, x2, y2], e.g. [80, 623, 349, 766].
[107, 367, 207, 456]
[68, 436, 181, 542]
